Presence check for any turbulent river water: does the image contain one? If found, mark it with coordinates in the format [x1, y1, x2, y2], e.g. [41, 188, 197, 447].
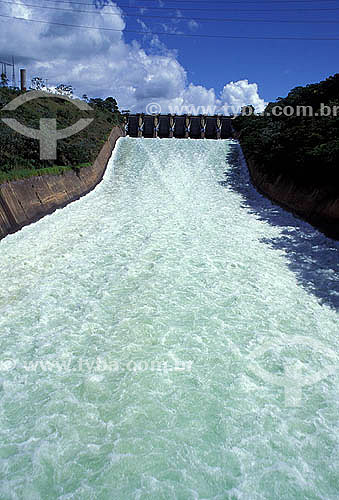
[0, 138, 338, 499]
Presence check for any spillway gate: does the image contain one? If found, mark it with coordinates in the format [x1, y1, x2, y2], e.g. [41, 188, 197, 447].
[123, 114, 233, 139]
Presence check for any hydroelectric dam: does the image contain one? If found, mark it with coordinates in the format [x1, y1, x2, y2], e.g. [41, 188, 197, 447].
[125, 114, 233, 139]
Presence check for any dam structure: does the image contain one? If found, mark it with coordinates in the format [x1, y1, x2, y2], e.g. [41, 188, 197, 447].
[125, 114, 233, 139]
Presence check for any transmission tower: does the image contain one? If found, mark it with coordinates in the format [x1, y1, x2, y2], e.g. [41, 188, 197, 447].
[0, 56, 16, 87]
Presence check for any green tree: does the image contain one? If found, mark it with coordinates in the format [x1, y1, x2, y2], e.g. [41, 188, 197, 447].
[55, 84, 73, 98]
[30, 77, 47, 91]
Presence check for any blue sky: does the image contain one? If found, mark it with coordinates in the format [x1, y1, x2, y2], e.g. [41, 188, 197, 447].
[0, 0, 338, 112]
[121, 0, 339, 103]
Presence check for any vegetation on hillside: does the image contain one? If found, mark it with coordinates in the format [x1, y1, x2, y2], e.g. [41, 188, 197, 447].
[0, 86, 124, 182]
[233, 74, 339, 195]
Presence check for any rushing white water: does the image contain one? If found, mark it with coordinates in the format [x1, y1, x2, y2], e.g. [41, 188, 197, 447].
[0, 138, 338, 499]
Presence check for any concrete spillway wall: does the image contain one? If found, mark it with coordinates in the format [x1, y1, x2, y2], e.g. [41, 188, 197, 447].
[0, 126, 124, 241]
[126, 114, 233, 139]
[244, 156, 339, 240]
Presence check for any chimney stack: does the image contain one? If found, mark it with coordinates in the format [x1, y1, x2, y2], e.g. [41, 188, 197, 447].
[20, 68, 26, 91]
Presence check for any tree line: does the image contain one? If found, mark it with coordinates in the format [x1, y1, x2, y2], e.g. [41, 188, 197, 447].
[233, 74, 339, 195]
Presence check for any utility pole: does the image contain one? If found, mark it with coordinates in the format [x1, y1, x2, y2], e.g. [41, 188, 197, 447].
[11, 56, 16, 88]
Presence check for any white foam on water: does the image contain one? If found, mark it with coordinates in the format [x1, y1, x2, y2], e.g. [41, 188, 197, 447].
[0, 138, 338, 499]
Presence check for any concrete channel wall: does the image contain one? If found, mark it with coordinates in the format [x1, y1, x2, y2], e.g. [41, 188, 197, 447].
[0, 126, 124, 240]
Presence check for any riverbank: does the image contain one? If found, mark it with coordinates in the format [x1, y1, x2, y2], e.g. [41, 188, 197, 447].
[240, 151, 339, 240]
[0, 126, 124, 240]
[232, 74, 339, 241]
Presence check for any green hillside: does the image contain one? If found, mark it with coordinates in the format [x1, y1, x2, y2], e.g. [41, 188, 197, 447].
[233, 74, 339, 195]
[0, 87, 123, 183]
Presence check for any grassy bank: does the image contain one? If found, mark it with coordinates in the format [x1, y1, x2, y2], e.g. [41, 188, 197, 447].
[0, 87, 123, 182]
[0, 163, 91, 184]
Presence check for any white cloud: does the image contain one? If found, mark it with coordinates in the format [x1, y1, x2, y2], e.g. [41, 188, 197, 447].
[0, 0, 266, 114]
[188, 20, 199, 31]
[136, 19, 148, 32]
[220, 80, 266, 113]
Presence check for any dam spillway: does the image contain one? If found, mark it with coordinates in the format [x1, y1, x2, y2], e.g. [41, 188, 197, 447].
[0, 138, 338, 498]
[125, 114, 233, 139]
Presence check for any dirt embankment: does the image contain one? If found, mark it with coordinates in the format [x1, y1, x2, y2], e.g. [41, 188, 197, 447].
[245, 156, 339, 240]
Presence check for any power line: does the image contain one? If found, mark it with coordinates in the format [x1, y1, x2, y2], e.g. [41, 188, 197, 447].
[1, 12, 339, 39]
[3, 0, 339, 23]
[97, 3, 339, 11]
[98, 0, 339, 3]
[33, 0, 339, 12]
[106, 4, 339, 11]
